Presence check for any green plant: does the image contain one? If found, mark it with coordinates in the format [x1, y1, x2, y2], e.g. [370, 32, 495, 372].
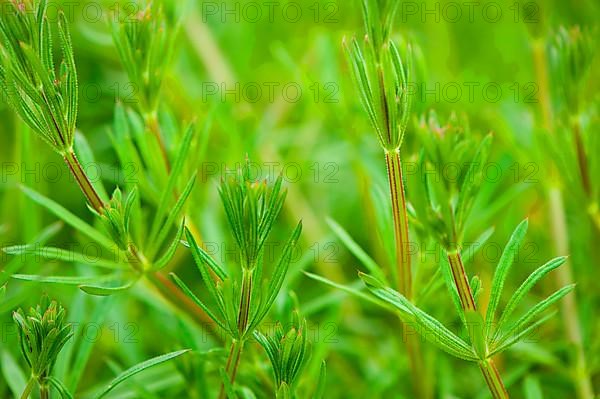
[356, 113, 575, 398]
[254, 309, 326, 398]
[343, 1, 429, 397]
[0, 0, 103, 212]
[110, 0, 179, 169]
[344, 0, 413, 295]
[170, 160, 302, 398]
[13, 296, 73, 399]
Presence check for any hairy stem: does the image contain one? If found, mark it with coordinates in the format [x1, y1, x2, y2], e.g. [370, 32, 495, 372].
[447, 251, 509, 398]
[63, 150, 104, 213]
[384, 149, 411, 297]
[219, 339, 244, 399]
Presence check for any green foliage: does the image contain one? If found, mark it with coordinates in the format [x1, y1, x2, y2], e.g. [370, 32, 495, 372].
[172, 161, 302, 341]
[549, 26, 595, 113]
[94, 349, 190, 399]
[110, 0, 178, 115]
[360, 220, 574, 362]
[412, 111, 493, 249]
[254, 312, 309, 393]
[344, 0, 412, 152]
[13, 295, 73, 398]
[0, 0, 78, 154]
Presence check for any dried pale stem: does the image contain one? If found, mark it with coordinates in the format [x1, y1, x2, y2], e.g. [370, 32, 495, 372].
[63, 150, 104, 213]
[549, 190, 594, 399]
[533, 40, 594, 399]
[447, 251, 509, 398]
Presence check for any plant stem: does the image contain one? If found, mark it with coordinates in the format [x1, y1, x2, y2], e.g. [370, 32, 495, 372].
[146, 265, 218, 334]
[447, 250, 476, 312]
[478, 359, 509, 399]
[384, 149, 411, 297]
[549, 190, 594, 399]
[63, 150, 104, 213]
[447, 250, 509, 398]
[533, 39, 594, 399]
[237, 268, 253, 334]
[39, 382, 49, 399]
[20, 377, 36, 399]
[145, 112, 171, 172]
[219, 339, 244, 399]
[384, 150, 431, 398]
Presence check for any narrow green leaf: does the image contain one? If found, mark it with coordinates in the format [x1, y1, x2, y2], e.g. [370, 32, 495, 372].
[169, 273, 228, 332]
[314, 360, 327, 399]
[304, 272, 387, 309]
[94, 349, 190, 399]
[485, 219, 529, 338]
[20, 186, 115, 250]
[69, 297, 114, 391]
[0, 222, 62, 285]
[494, 284, 575, 349]
[48, 377, 73, 399]
[149, 173, 196, 259]
[326, 217, 385, 280]
[79, 279, 137, 296]
[152, 219, 185, 271]
[149, 125, 195, 244]
[494, 256, 567, 336]
[360, 273, 478, 361]
[3, 245, 126, 270]
[13, 274, 120, 285]
[185, 227, 227, 281]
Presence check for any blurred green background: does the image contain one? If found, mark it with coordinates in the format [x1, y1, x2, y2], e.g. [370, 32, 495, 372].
[1, 0, 599, 397]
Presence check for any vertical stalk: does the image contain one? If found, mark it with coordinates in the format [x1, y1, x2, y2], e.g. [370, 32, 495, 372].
[63, 150, 104, 213]
[385, 150, 431, 398]
[219, 339, 244, 399]
[447, 250, 476, 312]
[447, 251, 509, 398]
[39, 383, 49, 399]
[237, 267, 253, 334]
[145, 112, 171, 172]
[533, 40, 594, 399]
[384, 149, 411, 297]
[478, 359, 509, 399]
[20, 377, 36, 399]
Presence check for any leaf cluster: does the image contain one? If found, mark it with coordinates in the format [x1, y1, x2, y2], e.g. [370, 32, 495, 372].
[254, 312, 310, 393]
[110, 0, 179, 115]
[13, 295, 73, 381]
[0, 0, 78, 154]
[171, 162, 302, 340]
[344, 0, 413, 152]
[361, 220, 574, 362]
[411, 111, 493, 249]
